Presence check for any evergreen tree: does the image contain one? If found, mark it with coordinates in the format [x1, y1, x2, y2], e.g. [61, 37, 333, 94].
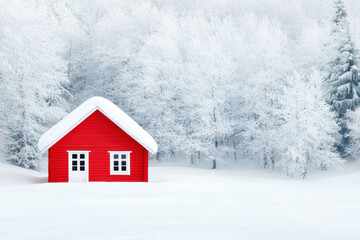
[327, 0, 360, 155]
[347, 108, 360, 158]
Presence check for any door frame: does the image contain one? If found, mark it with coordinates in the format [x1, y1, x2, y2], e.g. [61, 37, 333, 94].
[67, 150, 91, 182]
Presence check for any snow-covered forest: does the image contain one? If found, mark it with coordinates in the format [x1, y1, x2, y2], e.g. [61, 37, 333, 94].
[1, 0, 360, 177]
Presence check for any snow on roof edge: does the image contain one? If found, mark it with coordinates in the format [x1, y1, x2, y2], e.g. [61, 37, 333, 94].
[38, 97, 158, 154]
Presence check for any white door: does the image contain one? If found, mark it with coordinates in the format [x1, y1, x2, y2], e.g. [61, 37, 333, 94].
[68, 151, 89, 182]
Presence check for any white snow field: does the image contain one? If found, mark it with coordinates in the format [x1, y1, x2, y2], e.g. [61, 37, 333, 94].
[0, 163, 360, 240]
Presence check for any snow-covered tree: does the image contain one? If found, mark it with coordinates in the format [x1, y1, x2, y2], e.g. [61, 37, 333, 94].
[239, 14, 290, 169]
[0, 1, 69, 168]
[133, 11, 186, 162]
[346, 108, 360, 158]
[278, 71, 342, 178]
[186, 36, 235, 168]
[0, 0, 349, 177]
[327, 0, 360, 155]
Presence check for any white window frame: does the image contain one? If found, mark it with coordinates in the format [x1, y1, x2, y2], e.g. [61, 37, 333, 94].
[109, 151, 131, 175]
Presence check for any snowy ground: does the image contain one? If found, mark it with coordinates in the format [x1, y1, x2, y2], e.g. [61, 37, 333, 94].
[0, 163, 360, 240]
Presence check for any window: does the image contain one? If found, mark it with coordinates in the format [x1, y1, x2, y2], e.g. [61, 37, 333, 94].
[121, 161, 126, 171]
[80, 161, 85, 171]
[72, 160, 77, 171]
[114, 161, 119, 171]
[68, 151, 90, 173]
[109, 151, 131, 175]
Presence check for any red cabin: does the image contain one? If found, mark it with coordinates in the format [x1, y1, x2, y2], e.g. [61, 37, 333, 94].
[38, 97, 158, 182]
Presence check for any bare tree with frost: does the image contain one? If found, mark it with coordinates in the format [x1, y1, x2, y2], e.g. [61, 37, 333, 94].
[278, 71, 342, 178]
[0, 1, 69, 168]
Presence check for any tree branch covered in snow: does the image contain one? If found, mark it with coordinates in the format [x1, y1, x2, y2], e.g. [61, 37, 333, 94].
[3, 0, 360, 177]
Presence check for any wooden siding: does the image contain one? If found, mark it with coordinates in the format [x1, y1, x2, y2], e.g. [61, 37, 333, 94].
[48, 110, 148, 182]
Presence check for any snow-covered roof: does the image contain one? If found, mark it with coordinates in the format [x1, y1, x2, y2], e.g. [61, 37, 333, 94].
[38, 96, 158, 154]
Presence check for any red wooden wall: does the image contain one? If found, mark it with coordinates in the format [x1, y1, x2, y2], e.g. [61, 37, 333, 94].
[48, 110, 148, 182]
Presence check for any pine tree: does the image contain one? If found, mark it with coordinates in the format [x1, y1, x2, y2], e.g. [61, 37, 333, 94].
[327, 0, 360, 155]
[347, 108, 360, 158]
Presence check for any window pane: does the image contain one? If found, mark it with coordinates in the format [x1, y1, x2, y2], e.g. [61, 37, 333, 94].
[80, 161, 85, 166]
[72, 161, 77, 166]
[121, 166, 127, 171]
[72, 166, 77, 171]
[72, 154, 77, 159]
[114, 161, 119, 166]
[121, 154, 126, 159]
[80, 154, 85, 159]
[80, 166, 85, 171]
[121, 161, 126, 166]
[114, 154, 119, 159]
[114, 166, 119, 171]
